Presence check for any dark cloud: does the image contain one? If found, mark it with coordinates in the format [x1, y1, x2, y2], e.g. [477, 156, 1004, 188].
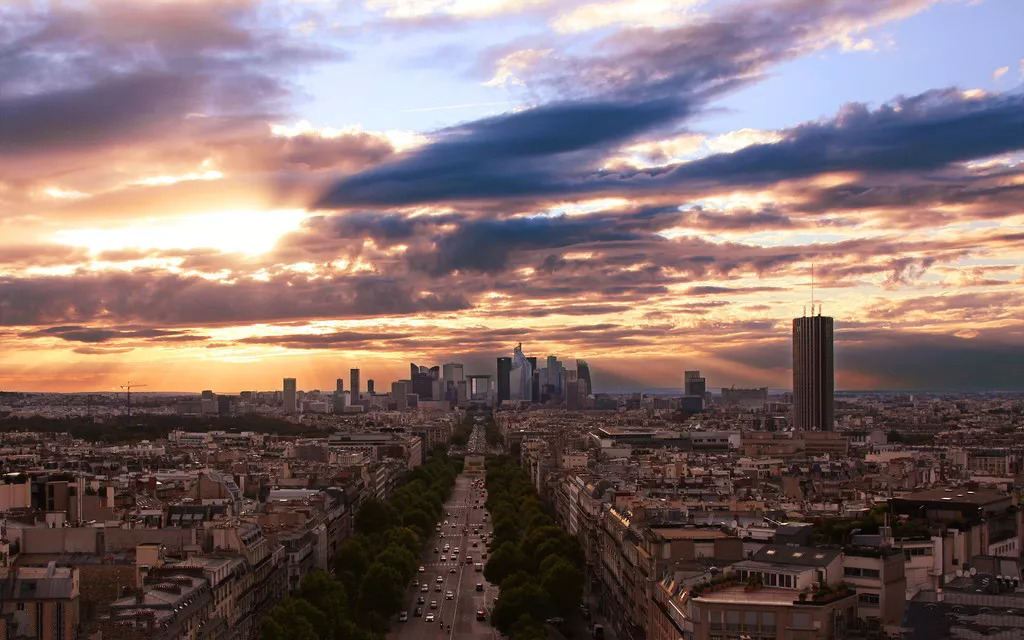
[317, 98, 687, 207]
[22, 325, 202, 344]
[320, 88, 1024, 208]
[0, 272, 470, 327]
[0, 0, 340, 157]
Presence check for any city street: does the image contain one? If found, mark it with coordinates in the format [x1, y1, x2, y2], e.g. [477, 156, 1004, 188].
[392, 428, 497, 640]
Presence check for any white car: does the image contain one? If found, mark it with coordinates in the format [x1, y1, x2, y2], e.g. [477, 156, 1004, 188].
[445, 591, 454, 600]
[425, 612, 435, 622]
[441, 555, 447, 561]
[419, 566, 425, 573]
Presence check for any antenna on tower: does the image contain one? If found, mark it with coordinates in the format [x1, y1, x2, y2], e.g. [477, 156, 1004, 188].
[810, 263, 822, 316]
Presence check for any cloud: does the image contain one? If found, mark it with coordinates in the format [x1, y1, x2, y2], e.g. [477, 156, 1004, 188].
[993, 65, 1010, 82]
[320, 86, 1024, 208]
[0, 272, 470, 327]
[0, 0, 341, 162]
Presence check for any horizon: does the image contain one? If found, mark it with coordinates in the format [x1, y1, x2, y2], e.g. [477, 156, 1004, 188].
[1, 0, 1022, 393]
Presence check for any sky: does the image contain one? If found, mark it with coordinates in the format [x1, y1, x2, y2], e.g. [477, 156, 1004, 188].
[1, 0, 1022, 394]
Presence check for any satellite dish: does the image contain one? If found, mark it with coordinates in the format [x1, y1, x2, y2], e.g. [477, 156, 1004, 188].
[970, 567, 978, 576]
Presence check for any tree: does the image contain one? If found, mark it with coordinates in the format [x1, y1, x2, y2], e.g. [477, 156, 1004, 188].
[297, 571, 349, 637]
[375, 543, 418, 581]
[401, 509, 435, 541]
[358, 562, 404, 617]
[539, 555, 583, 617]
[260, 598, 323, 640]
[355, 499, 400, 537]
[485, 541, 529, 585]
[333, 536, 371, 605]
[492, 583, 550, 632]
[384, 526, 422, 555]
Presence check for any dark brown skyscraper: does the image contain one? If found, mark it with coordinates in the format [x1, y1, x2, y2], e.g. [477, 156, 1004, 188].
[792, 314, 834, 431]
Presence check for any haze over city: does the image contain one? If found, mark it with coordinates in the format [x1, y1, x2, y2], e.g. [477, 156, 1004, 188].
[2, 0, 1023, 393]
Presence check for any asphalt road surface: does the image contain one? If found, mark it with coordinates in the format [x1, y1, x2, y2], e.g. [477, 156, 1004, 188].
[392, 458, 497, 639]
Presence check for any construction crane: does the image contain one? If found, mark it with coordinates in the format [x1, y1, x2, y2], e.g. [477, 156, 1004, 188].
[120, 381, 148, 418]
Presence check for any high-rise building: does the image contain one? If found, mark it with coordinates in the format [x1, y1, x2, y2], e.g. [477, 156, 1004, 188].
[496, 357, 512, 404]
[527, 356, 540, 401]
[350, 369, 360, 405]
[792, 314, 834, 431]
[283, 378, 297, 414]
[684, 370, 706, 396]
[367, 379, 375, 394]
[442, 362, 464, 383]
[577, 359, 593, 395]
[335, 378, 344, 393]
[392, 381, 408, 411]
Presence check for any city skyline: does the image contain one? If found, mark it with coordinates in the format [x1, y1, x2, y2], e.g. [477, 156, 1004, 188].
[1, 0, 1023, 393]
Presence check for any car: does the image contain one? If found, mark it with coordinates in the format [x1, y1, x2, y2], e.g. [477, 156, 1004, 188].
[445, 591, 454, 600]
[417, 596, 425, 605]
[430, 601, 438, 609]
[436, 576, 444, 583]
[476, 583, 484, 592]
[435, 584, 442, 592]
[425, 612, 435, 622]
[418, 566, 425, 573]
[476, 610, 487, 621]
[399, 611, 409, 622]
[414, 607, 423, 617]
[454, 548, 460, 553]
[434, 548, 439, 553]
[475, 563, 483, 572]
[420, 584, 429, 592]
[472, 542, 478, 547]
[482, 552, 488, 559]
[450, 568, 457, 574]
[466, 556, 473, 564]
[440, 555, 447, 561]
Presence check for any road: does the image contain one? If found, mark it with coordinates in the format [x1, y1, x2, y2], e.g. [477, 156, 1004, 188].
[392, 424, 497, 640]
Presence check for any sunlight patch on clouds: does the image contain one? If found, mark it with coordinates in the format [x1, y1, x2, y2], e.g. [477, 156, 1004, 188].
[993, 65, 1010, 82]
[133, 170, 223, 187]
[536, 197, 631, 217]
[269, 120, 427, 152]
[705, 128, 783, 154]
[42, 187, 89, 200]
[55, 209, 309, 256]
[367, 0, 546, 19]
[484, 49, 553, 88]
[552, 0, 707, 33]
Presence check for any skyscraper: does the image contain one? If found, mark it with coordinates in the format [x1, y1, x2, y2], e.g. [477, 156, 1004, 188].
[792, 314, 834, 431]
[367, 379, 375, 394]
[684, 370, 706, 396]
[283, 378, 297, 414]
[392, 381, 408, 411]
[496, 357, 512, 404]
[577, 359, 593, 395]
[350, 369, 360, 405]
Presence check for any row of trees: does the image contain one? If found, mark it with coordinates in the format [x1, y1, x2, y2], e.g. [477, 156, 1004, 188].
[261, 450, 461, 640]
[450, 415, 473, 447]
[483, 456, 584, 640]
[484, 418, 502, 448]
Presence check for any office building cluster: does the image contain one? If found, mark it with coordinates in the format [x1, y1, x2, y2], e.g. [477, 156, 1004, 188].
[496, 344, 592, 409]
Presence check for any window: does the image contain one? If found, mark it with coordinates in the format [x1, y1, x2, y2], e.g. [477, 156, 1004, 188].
[844, 567, 880, 578]
[791, 613, 812, 629]
[16, 603, 24, 611]
[710, 610, 723, 630]
[744, 611, 758, 630]
[726, 610, 740, 632]
[858, 593, 880, 605]
[762, 612, 776, 633]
